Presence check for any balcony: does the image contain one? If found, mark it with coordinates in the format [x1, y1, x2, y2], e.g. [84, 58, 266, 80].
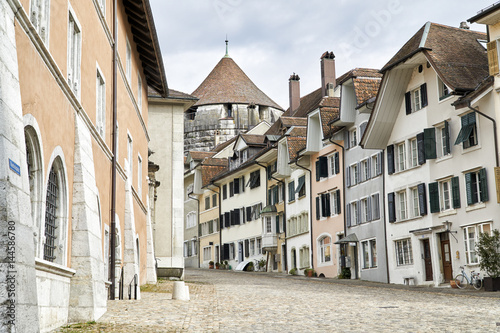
[262, 233, 278, 252]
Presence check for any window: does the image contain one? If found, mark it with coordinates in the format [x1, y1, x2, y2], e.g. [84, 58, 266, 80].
[350, 164, 358, 186]
[455, 112, 477, 149]
[183, 241, 189, 257]
[127, 134, 133, 180]
[362, 239, 378, 269]
[316, 156, 328, 180]
[205, 196, 210, 210]
[288, 181, 295, 202]
[463, 222, 491, 265]
[126, 38, 132, 82]
[397, 190, 407, 221]
[316, 193, 331, 219]
[30, 0, 50, 44]
[212, 194, 217, 207]
[328, 152, 340, 176]
[223, 184, 227, 200]
[361, 159, 369, 182]
[203, 247, 212, 261]
[350, 128, 357, 148]
[396, 142, 406, 172]
[405, 84, 427, 114]
[395, 238, 413, 266]
[330, 189, 341, 216]
[229, 181, 234, 197]
[248, 170, 261, 189]
[438, 77, 450, 100]
[256, 238, 262, 254]
[137, 74, 142, 111]
[43, 166, 58, 262]
[186, 211, 196, 229]
[278, 183, 284, 203]
[440, 179, 451, 211]
[319, 236, 332, 263]
[191, 239, 197, 256]
[371, 193, 380, 220]
[299, 247, 310, 268]
[208, 220, 214, 234]
[265, 216, 273, 234]
[229, 243, 235, 259]
[68, 10, 82, 97]
[360, 198, 368, 223]
[410, 138, 418, 168]
[96, 69, 106, 137]
[411, 187, 419, 218]
[351, 201, 358, 225]
[296, 175, 306, 198]
[97, 0, 105, 14]
[437, 121, 451, 157]
[371, 152, 383, 177]
[465, 168, 488, 205]
[137, 155, 142, 197]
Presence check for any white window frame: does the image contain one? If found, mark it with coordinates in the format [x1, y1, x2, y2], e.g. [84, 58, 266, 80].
[360, 197, 368, 223]
[397, 190, 407, 221]
[351, 201, 358, 225]
[30, 0, 50, 44]
[256, 238, 262, 255]
[361, 159, 369, 182]
[349, 128, 357, 148]
[67, 7, 82, 99]
[299, 246, 310, 269]
[126, 37, 132, 82]
[318, 235, 332, 264]
[186, 211, 196, 229]
[411, 187, 419, 218]
[328, 152, 339, 176]
[351, 164, 358, 186]
[96, 66, 106, 138]
[203, 246, 212, 262]
[439, 179, 452, 211]
[438, 76, 450, 101]
[412, 86, 422, 112]
[410, 138, 418, 168]
[330, 190, 340, 216]
[396, 142, 406, 172]
[463, 222, 492, 265]
[395, 238, 413, 266]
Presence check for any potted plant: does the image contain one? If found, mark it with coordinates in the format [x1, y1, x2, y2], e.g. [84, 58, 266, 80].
[289, 268, 297, 275]
[338, 267, 351, 279]
[215, 262, 220, 269]
[304, 268, 316, 277]
[476, 229, 500, 291]
[209, 261, 214, 269]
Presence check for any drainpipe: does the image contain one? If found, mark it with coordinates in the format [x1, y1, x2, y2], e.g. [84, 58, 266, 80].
[295, 159, 314, 270]
[255, 162, 270, 272]
[467, 101, 499, 168]
[381, 151, 390, 284]
[327, 138, 346, 243]
[207, 186, 221, 263]
[187, 192, 200, 268]
[109, 0, 118, 300]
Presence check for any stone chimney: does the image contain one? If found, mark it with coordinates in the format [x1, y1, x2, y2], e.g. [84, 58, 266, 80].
[289, 73, 300, 114]
[321, 51, 336, 97]
[459, 21, 470, 29]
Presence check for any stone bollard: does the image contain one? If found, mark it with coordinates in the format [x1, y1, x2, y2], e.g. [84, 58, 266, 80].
[172, 281, 190, 301]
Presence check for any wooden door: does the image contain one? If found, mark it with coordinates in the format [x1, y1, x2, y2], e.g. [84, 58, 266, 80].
[423, 239, 433, 281]
[440, 233, 453, 281]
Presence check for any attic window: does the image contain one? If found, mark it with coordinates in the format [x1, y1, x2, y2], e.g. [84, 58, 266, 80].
[186, 108, 196, 120]
[438, 77, 451, 101]
[405, 84, 428, 114]
[226, 103, 233, 118]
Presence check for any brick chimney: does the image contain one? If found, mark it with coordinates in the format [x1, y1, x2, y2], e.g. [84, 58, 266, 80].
[321, 51, 336, 97]
[289, 73, 300, 114]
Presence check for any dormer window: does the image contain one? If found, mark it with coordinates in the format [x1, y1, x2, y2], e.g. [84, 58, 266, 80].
[438, 77, 451, 100]
[405, 83, 428, 114]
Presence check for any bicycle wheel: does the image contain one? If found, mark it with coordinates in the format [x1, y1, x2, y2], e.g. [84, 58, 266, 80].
[472, 276, 482, 290]
[454, 274, 468, 289]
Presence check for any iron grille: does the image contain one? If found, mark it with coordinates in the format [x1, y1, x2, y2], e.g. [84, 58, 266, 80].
[44, 167, 58, 262]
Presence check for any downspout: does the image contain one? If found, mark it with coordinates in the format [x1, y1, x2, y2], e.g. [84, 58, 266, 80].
[381, 151, 390, 284]
[295, 159, 314, 270]
[109, 0, 118, 300]
[255, 162, 270, 272]
[187, 192, 200, 268]
[327, 138, 346, 244]
[468, 101, 499, 168]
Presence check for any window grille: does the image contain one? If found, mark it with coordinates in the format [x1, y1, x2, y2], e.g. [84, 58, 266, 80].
[44, 167, 58, 262]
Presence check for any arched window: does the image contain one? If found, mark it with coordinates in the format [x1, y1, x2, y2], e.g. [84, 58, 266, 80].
[42, 156, 67, 265]
[24, 125, 43, 257]
[319, 236, 332, 263]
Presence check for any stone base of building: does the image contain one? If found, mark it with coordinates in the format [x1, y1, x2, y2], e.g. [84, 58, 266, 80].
[157, 267, 184, 279]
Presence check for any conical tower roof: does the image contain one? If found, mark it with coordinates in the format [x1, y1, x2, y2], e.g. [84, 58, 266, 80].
[192, 56, 283, 110]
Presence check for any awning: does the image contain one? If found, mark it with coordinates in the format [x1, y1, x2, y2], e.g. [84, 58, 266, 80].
[334, 233, 359, 244]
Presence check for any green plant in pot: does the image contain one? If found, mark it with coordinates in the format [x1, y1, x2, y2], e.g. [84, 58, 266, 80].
[476, 229, 500, 291]
[289, 268, 297, 275]
[304, 268, 316, 277]
[339, 267, 351, 279]
[215, 262, 220, 269]
[209, 261, 214, 269]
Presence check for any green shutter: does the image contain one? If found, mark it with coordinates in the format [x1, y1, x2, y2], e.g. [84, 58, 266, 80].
[465, 172, 473, 205]
[428, 182, 440, 213]
[451, 176, 461, 208]
[276, 215, 280, 234]
[199, 223, 202, 237]
[424, 128, 437, 159]
[444, 120, 450, 155]
[479, 168, 489, 202]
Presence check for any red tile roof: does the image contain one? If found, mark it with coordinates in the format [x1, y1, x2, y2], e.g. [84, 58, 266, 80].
[192, 57, 283, 110]
[287, 136, 306, 162]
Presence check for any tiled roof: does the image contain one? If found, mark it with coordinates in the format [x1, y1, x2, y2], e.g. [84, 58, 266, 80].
[189, 151, 216, 161]
[283, 88, 323, 118]
[241, 134, 266, 146]
[202, 157, 228, 167]
[319, 107, 339, 139]
[453, 75, 494, 108]
[381, 22, 488, 91]
[353, 78, 381, 107]
[281, 117, 308, 127]
[288, 127, 307, 137]
[336, 68, 382, 86]
[192, 57, 283, 110]
[287, 136, 306, 162]
[201, 164, 227, 188]
[212, 136, 237, 152]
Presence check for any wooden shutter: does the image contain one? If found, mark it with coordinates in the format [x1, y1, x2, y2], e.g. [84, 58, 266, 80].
[223, 244, 230, 260]
[346, 166, 351, 187]
[357, 201, 362, 225]
[246, 207, 252, 222]
[428, 182, 440, 213]
[465, 172, 474, 205]
[346, 203, 351, 227]
[449, 176, 460, 209]
[420, 83, 428, 108]
[288, 182, 295, 202]
[334, 152, 340, 175]
[444, 121, 451, 155]
[234, 178, 240, 194]
[336, 189, 341, 214]
[357, 161, 362, 184]
[229, 182, 234, 197]
[220, 214, 224, 229]
[479, 168, 489, 202]
[345, 130, 350, 149]
[199, 223, 202, 237]
[418, 183, 427, 216]
[373, 193, 380, 220]
[387, 145, 395, 175]
[416, 132, 426, 165]
[325, 193, 331, 217]
[316, 197, 320, 220]
[424, 128, 437, 159]
[276, 215, 280, 234]
[224, 212, 230, 227]
[315, 161, 320, 181]
[388, 192, 396, 222]
[367, 196, 372, 222]
[245, 239, 249, 257]
[487, 40, 499, 76]
[234, 209, 240, 225]
[319, 156, 328, 178]
[405, 91, 412, 115]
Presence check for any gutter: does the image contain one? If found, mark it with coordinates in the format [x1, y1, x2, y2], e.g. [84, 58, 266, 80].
[187, 192, 200, 268]
[109, 0, 118, 300]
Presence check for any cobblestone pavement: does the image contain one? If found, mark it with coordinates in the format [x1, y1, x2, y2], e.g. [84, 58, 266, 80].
[58, 268, 500, 332]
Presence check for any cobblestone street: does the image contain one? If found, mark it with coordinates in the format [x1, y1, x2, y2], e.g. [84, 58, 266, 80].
[58, 268, 500, 332]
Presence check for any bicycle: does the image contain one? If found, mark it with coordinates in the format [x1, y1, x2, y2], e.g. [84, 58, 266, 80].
[454, 266, 482, 290]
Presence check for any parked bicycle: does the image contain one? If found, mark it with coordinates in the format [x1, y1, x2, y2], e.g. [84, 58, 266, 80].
[454, 266, 482, 290]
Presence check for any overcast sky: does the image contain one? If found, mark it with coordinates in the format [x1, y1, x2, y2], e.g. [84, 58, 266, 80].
[149, 0, 490, 109]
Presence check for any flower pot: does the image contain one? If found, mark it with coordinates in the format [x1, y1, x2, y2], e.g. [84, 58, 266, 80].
[450, 280, 459, 288]
[306, 270, 314, 277]
[209, 264, 214, 269]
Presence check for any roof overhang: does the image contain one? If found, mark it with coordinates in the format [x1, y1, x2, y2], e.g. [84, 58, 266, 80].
[468, 3, 500, 25]
[334, 233, 359, 244]
[255, 148, 277, 164]
[123, 0, 168, 97]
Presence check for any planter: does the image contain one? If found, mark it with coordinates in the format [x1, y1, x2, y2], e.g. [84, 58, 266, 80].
[450, 280, 459, 289]
[483, 277, 500, 291]
[209, 264, 214, 269]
